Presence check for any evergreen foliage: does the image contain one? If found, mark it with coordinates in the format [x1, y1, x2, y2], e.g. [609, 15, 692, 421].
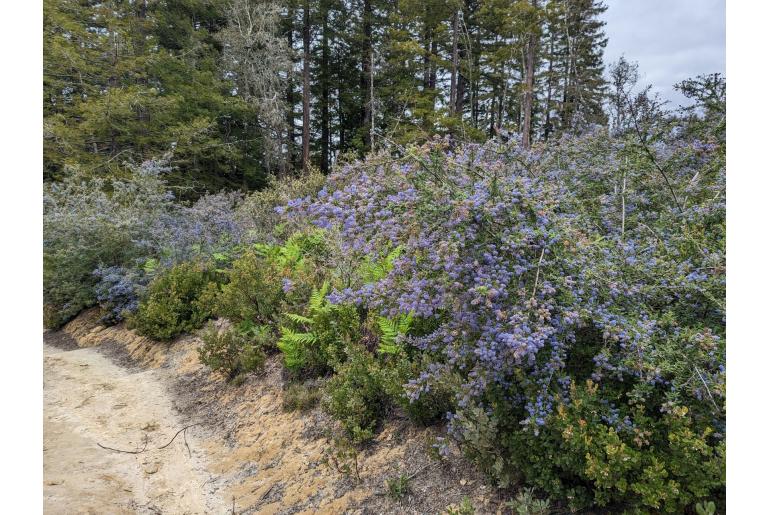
[128, 262, 218, 340]
[44, 0, 271, 194]
[198, 323, 269, 380]
[45, 0, 611, 184]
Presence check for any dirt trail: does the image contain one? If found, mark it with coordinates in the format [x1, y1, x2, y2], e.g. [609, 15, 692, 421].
[43, 311, 504, 514]
[43, 341, 227, 514]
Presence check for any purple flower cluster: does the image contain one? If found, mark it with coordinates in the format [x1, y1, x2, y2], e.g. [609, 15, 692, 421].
[282, 131, 725, 435]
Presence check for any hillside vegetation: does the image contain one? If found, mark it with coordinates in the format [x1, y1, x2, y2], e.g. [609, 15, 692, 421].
[44, 68, 725, 512]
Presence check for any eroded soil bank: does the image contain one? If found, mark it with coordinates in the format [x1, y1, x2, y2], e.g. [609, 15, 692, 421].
[44, 310, 505, 514]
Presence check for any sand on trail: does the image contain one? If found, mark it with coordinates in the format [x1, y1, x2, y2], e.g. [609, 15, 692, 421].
[43, 342, 227, 515]
[42, 311, 504, 514]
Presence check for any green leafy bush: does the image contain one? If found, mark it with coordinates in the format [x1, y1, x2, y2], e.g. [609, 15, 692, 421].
[323, 347, 389, 444]
[213, 230, 335, 331]
[128, 262, 217, 340]
[213, 249, 284, 325]
[453, 380, 725, 512]
[198, 323, 269, 380]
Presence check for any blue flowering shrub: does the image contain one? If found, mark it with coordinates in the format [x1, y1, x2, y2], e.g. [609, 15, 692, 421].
[43, 155, 249, 328]
[128, 262, 219, 340]
[282, 92, 725, 511]
[92, 265, 149, 325]
[43, 158, 175, 328]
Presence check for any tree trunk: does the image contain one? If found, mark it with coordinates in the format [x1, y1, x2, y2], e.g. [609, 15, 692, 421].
[522, 0, 538, 150]
[362, 0, 373, 151]
[543, 34, 554, 141]
[429, 38, 438, 90]
[422, 24, 431, 91]
[471, 31, 480, 128]
[320, 0, 330, 173]
[301, 0, 311, 174]
[286, 2, 296, 173]
[449, 11, 459, 115]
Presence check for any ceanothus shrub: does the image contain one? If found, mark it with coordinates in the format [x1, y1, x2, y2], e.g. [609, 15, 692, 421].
[44, 155, 248, 327]
[43, 158, 175, 328]
[283, 123, 725, 511]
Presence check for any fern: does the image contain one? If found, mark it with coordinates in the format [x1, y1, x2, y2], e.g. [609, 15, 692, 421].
[309, 281, 330, 312]
[361, 246, 403, 283]
[278, 282, 331, 370]
[285, 313, 313, 325]
[277, 326, 318, 370]
[279, 239, 303, 268]
[376, 311, 414, 355]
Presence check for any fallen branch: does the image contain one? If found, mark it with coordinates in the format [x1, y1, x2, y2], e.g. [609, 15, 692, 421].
[183, 426, 192, 458]
[260, 483, 276, 501]
[406, 463, 430, 481]
[97, 423, 202, 455]
[97, 434, 149, 454]
[157, 423, 202, 451]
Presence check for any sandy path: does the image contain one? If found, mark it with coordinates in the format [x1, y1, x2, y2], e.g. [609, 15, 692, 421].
[43, 343, 227, 514]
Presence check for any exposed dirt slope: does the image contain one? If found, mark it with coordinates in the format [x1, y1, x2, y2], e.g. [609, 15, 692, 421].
[44, 310, 505, 514]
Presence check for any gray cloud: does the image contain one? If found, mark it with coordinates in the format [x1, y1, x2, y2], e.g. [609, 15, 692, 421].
[602, 0, 726, 106]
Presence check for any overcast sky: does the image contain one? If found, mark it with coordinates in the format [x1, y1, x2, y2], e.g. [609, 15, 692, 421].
[602, 0, 726, 107]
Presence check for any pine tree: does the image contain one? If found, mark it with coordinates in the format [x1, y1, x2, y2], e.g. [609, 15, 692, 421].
[551, 0, 608, 134]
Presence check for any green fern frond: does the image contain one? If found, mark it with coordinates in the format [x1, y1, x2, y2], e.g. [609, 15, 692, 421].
[279, 240, 303, 267]
[285, 313, 313, 325]
[376, 311, 413, 355]
[398, 311, 414, 334]
[277, 326, 317, 369]
[309, 281, 330, 312]
[377, 316, 399, 344]
[360, 245, 404, 283]
[282, 330, 317, 346]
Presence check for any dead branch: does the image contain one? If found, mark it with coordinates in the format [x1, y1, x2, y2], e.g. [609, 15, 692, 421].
[157, 423, 203, 451]
[97, 423, 202, 455]
[97, 434, 149, 454]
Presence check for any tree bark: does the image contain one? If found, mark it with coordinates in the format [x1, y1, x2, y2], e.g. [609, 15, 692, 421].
[301, 0, 311, 174]
[449, 11, 459, 115]
[286, 2, 297, 173]
[320, 0, 330, 173]
[362, 0, 373, 151]
[429, 38, 438, 90]
[522, 0, 538, 150]
[543, 33, 554, 141]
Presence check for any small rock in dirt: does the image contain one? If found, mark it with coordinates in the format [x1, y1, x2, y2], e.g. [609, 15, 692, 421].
[141, 422, 160, 432]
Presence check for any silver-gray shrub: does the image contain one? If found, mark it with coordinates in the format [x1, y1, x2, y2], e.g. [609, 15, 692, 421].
[44, 157, 247, 327]
[44, 158, 175, 327]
